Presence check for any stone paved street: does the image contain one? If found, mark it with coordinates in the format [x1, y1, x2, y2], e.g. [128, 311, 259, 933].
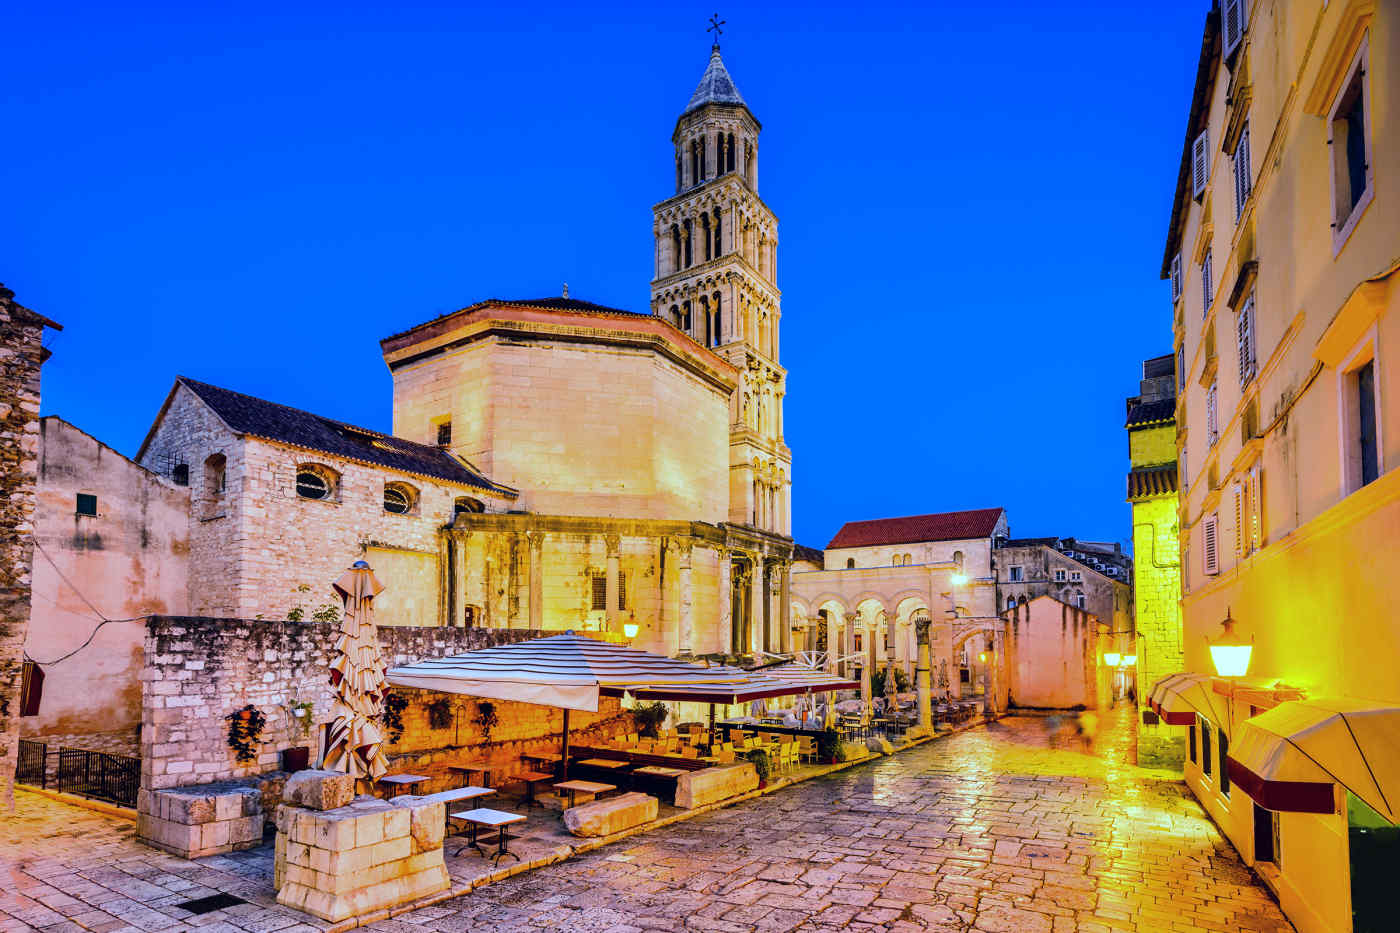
[1, 711, 1293, 932]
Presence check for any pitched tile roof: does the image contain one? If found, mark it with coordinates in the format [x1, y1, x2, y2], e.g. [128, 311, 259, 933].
[490, 296, 649, 316]
[685, 47, 747, 114]
[1127, 465, 1179, 500]
[827, 508, 1005, 550]
[175, 377, 515, 495]
[793, 543, 825, 565]
[1126, 398, 1176, 428]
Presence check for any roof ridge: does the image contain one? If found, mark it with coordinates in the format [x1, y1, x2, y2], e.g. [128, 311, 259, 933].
[181, 376, 411, 447]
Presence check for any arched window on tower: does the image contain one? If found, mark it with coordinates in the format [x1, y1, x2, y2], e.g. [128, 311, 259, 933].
[713, 208, 722, 256]
[699, 295, 710, 344]
[683, 219, 693, 267]
[670, 225, 681, 273]
[675, 154, 682, 193]
[699, 134, 707, 181]
[726, 132, 735, 172]
[711, 293, 722, 347]
[682, 301, 692, 332]
[670, 304, 681, 328]
[700, 213, 711, 262]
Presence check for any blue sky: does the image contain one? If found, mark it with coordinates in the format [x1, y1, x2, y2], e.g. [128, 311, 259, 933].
[3, 1, 1203, 551]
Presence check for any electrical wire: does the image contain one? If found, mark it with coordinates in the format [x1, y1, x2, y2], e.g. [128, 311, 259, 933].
[24, 540, 145, 665]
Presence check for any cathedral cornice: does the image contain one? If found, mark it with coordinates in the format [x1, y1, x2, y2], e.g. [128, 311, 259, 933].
[650, 254, 781, 301]
[651, 173, 774, 219]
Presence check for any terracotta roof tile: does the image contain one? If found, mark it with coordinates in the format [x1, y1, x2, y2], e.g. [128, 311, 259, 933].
[827, 508, 1005, 550]
[1127, 466, 1179, 500]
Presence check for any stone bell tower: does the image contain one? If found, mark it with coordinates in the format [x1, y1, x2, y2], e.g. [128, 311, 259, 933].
[651, 40, 791, 538]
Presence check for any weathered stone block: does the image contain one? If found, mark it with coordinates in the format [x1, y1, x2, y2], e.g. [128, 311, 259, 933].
[563, 791, 658, 837]
[393, 798, 445, 851]
[866, 736, 895, 755]
[370, 836, 411, 866]
[674, 764, 758, 809]
[283, 769, 355, 811]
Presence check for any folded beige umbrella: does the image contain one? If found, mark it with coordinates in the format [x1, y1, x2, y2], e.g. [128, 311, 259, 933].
[320, 560, 390, 792]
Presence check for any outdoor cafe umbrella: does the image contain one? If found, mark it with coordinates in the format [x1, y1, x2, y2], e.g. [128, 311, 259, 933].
[320, 560, 390, 792]
[884, 658, 900, 712]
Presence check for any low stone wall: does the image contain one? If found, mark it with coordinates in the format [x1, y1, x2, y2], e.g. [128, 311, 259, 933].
[674, 763, 758, 809]
[138, 781, 263, 858]
[563, 791, 658, 837]
[141, 617, 538, 791]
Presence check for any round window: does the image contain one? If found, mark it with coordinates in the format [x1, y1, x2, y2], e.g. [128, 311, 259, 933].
[384, 486, 411, 514]
[296, 470, 329, 500]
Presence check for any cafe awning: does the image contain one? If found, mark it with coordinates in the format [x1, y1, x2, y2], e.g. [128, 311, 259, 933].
[1147, 672, 1226, 725]
[386, 632, 745, 712]
[1227, 697, 1400, 820]
[622, 663, 858, 704]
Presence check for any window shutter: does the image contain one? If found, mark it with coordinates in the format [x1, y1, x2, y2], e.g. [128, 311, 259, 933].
[20, 660, 43, 717]
[1203, 514, 1220, 575]
[1233, 483, 1243, 557]
[1235, 123, 1251, 220]
[1170, 253, 1183, 302]
[1237, 294, 1257, 387]
[1202, 250, 1213, 318]
[1249, 465, 1262, 553]
[1192, 130, 1210, 198]
[1223, 0, 1246, 57]
[1207, 382, 1219, 444]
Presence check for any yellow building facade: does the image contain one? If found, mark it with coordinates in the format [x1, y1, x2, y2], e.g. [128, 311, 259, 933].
[1161, 3, 1400, 931]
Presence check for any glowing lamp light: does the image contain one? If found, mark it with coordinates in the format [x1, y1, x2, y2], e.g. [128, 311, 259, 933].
[977, 651, 987, 663]
[1103, 652, 1121, 668]
[623, 619, 640, 639]
[1122, 654, 1137, 667]
[950, 573, 969, 586]
[1208, 609, 1253, 678]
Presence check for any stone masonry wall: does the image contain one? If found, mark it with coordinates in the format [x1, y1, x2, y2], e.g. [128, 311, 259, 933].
[1133, 494, 1185, 767]
[140, 617, 539, 791]
[0, 286, 55, 809]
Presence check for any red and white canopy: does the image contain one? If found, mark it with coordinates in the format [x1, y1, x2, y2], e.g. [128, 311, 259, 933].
[385, 632, 745, 712]
[1147, 672, 1226, 725]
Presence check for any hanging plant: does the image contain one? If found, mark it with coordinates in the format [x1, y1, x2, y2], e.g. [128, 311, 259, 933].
[382, 690, 409, 743]
[474, 701, 499, 743]
[289, 700, 315, 738]
[226, 704, 267, 763]
[427, 697, 454, 731]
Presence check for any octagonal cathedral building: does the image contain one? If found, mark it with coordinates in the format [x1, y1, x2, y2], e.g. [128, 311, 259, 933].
[379, 43, 794, 658]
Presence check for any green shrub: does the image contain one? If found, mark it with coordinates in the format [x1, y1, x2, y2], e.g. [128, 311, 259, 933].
[633, 701, 668, 738]
[815, 729, 844, 763]
[745, 747, 771, 782]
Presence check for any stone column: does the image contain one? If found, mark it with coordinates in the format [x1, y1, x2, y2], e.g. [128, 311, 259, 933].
[865, 614, 878, 705]
[604, 534, 621, 634]
[455, 531, 472, 628]
[749, 555, 764, 655]
[779, 560, 791, 653]
[825, 611, 838, 674]
[527, 531, 544, 631]
[678, 540, 694, 654]
[718, 552, 732, 655]
[915, 618, 933, 734]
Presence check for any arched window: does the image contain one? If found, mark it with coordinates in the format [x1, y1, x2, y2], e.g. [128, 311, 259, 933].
[700, 213, 711, 262]
[726, 132, 735, 172]
[671, 225, 681, 271]
[846, 558, 856, 569]
[682, 301, 692, 332]
[1007, 596, 1016, 611]
[383, 482, 417, 515]
[204, 453, 227, 497]
[670, 304, 681, 327]
[683, 219, 693, 267]
[675, 155, 682, 192]
[691, 139, 701, 185]
[454, 496, 485, 516]
[1074, 592, 1086, 609]
[699, 295, 710, 344]
[295, 464, 338, 501]
[952, 550, 964, 571]
[711, 293, 722, 348]
[713, 208, 722, 256]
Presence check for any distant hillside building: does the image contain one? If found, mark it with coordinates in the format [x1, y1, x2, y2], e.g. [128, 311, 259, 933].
[994, 536, 1132, 653]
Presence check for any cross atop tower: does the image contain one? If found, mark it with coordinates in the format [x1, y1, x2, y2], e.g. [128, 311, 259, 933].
[707, 13, 725, 49]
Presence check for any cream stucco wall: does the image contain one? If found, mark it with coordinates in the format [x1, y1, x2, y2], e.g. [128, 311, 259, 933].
[1004, 597, 1102, 709]
[25, 418, 189, 739]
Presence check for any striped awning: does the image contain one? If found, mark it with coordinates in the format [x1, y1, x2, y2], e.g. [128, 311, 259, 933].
[1147, 672, 1225, 725]
[622, 663, 858, 704]
[386, 632, 746, 712]
[1127, 465, 1179, 500]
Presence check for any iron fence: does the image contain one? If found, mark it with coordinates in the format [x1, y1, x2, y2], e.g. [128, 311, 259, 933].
[16, 739, 47, 788]
[55, 747, 139, 808]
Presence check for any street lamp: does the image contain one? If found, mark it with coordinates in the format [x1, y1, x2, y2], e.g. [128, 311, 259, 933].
[623, 613, 640, 640]
[1208, 609, 1252, 678]
[1103, 651, 1122, 667]
[1122, 654, 1137, 667]
[951, 572, 968, 586]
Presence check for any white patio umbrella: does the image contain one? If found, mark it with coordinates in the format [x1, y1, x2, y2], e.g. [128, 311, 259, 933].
[320, 560, 390, 791]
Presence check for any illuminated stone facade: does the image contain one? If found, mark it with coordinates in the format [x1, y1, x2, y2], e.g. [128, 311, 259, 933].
[1125, 354, 1183, 768]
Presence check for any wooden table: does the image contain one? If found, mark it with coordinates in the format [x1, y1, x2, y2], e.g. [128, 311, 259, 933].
[448, 762, 491, 787]
[377, 773, 430, 797]
[520, 752, 563, 773]
[632, 765, 686, 778]
[513, 770, 557, 807]
[576, 757, 629, 771]
[553, 779, 615, 809]
[450, 808, 526, 864]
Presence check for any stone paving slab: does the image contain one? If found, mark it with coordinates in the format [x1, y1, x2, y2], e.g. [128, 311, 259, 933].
[1, 710, 1293, 932]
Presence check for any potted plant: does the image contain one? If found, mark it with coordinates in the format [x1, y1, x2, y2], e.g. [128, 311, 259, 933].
[633, 701, 668, 738]
[815, 729, 846, 765]
[745, 747, 771, 788]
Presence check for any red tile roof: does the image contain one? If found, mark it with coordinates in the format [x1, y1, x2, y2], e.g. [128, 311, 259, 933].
[827, 508, 1005, 549]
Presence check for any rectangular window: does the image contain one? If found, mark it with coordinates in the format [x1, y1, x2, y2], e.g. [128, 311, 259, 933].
[1203, 513, 1220, 576]
[1329, 38, 1372, 248]
[1053, 569, 1066, 583]
[1237, 293, 1257, 388]
[1070, 570, 1082, 582]
[1233, 121, 1252, 220]
[590, 572, 607, 611]
[1357, 360, 1379, 487]
[1206, 381, 1219, 445]
[1170, 253, 1183, 303]
[436, 421, 452, 446]
[1201, 249, 1213, 319]
[1200, 717, 1213, 779]
[1074, 593, 1087, 609]
[1219, 727, 1231, 797]
[1008, 566, 1023, 583]
[75, 493, 97, 517]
